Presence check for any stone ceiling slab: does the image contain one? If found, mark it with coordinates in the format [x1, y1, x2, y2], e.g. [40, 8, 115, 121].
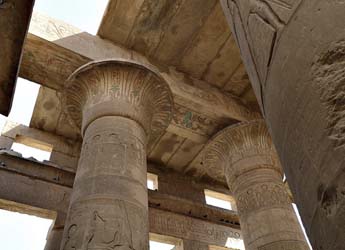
[97, 0, 258, 109]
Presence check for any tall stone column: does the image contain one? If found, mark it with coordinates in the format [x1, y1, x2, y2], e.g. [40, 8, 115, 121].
[220, 1, 345, 249]
[60, 60, 173, 250]
[204, 120, 308, 250]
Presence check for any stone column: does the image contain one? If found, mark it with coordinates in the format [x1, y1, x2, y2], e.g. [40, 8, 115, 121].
[44, 213, 66, 250]
[60, 60, 173, 250]
[45, 226, 64, 250]
[182, 239, 208, 250]
[220, 1, 345, 249]
[204, 120, 308, 250]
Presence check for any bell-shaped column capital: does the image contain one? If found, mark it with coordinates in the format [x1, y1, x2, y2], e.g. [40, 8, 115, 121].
[63, 59, 173, 148]
[203, 119, 282, 191]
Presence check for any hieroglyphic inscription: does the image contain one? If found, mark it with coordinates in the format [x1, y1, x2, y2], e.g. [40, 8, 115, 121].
[236, 183, 291, 215]
[64, 61, 173, 150]
[202, 120, 276, 190]
[149, 208, 241, 247]
[63, 201, 147, 250]
[77, 135, 143, 183]
[29, 12, 81, 41]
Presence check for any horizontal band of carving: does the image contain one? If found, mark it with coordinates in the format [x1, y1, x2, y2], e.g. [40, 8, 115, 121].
[236, 182, 291, 215]
[149, 208, 242, 246]
[202, 120, 281, 189]
[77, 117, 147, 185]
[258, 240, 310, 250]
[63, 60, 173, 148]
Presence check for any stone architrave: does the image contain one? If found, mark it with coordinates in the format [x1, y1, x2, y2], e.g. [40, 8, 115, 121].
[203, 120, 308, 250]
[60, 60, 173, 250]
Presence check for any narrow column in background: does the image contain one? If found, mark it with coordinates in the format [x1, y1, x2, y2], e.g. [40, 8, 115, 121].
[204, 120, 308, 250]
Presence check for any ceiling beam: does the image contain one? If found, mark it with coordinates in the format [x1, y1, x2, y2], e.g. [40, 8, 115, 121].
[20, 14, 258, 143]
[0, 152, 240, 233]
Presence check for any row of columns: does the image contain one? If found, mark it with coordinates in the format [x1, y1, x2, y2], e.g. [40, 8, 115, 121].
[50, 59, 307, 250]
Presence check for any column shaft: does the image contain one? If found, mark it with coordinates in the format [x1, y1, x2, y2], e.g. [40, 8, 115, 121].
[231, 168, 306, 250]
[45, 226, 64, 250]
[61, 116, 148, 250]
[204, 121, 309, 250]
[60, 60, 173, 250]
[220, 1, 345, 248]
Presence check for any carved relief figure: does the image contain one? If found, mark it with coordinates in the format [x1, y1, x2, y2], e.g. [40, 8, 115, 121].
[86, 211, 133, 250]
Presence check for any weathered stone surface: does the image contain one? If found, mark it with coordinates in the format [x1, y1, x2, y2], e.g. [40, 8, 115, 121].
[1, 120, 81, 171]
[203, 120, 308, 250]
[0, 150, 75, 187]
[63, 60, 173, 148]
[98, 0, 145, 45]
[0, 149, 240, 250]
[221, 1, 345, 249]
[97, 0, 256, 109]
[22, 2, 258, 187]
[26, 10, 257, 122]
[45, 225, 64, 250]
[29, 12, 81, 42]
[22, 22, 257, 184]
[60, 60, 173, 250]
[149, 208, 241, 247]
[0, 149, 239, 226]
[5, 2, 345, 249]
[61, 117, 149, 250]
[179, 3, 231, 80]
[0, 168, 70, 225]
[181, 239, 209, 250]
[0, 0, 34, 115]
[0, 198, 56, 222]
[21, 33, 255, 146]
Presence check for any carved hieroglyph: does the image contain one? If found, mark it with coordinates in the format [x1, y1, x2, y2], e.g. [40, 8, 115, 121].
[64, 60, 173, 150]
[60, 60, 173, 250]
[203, 120, 308, 250]
[149, 208, 242, 247]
